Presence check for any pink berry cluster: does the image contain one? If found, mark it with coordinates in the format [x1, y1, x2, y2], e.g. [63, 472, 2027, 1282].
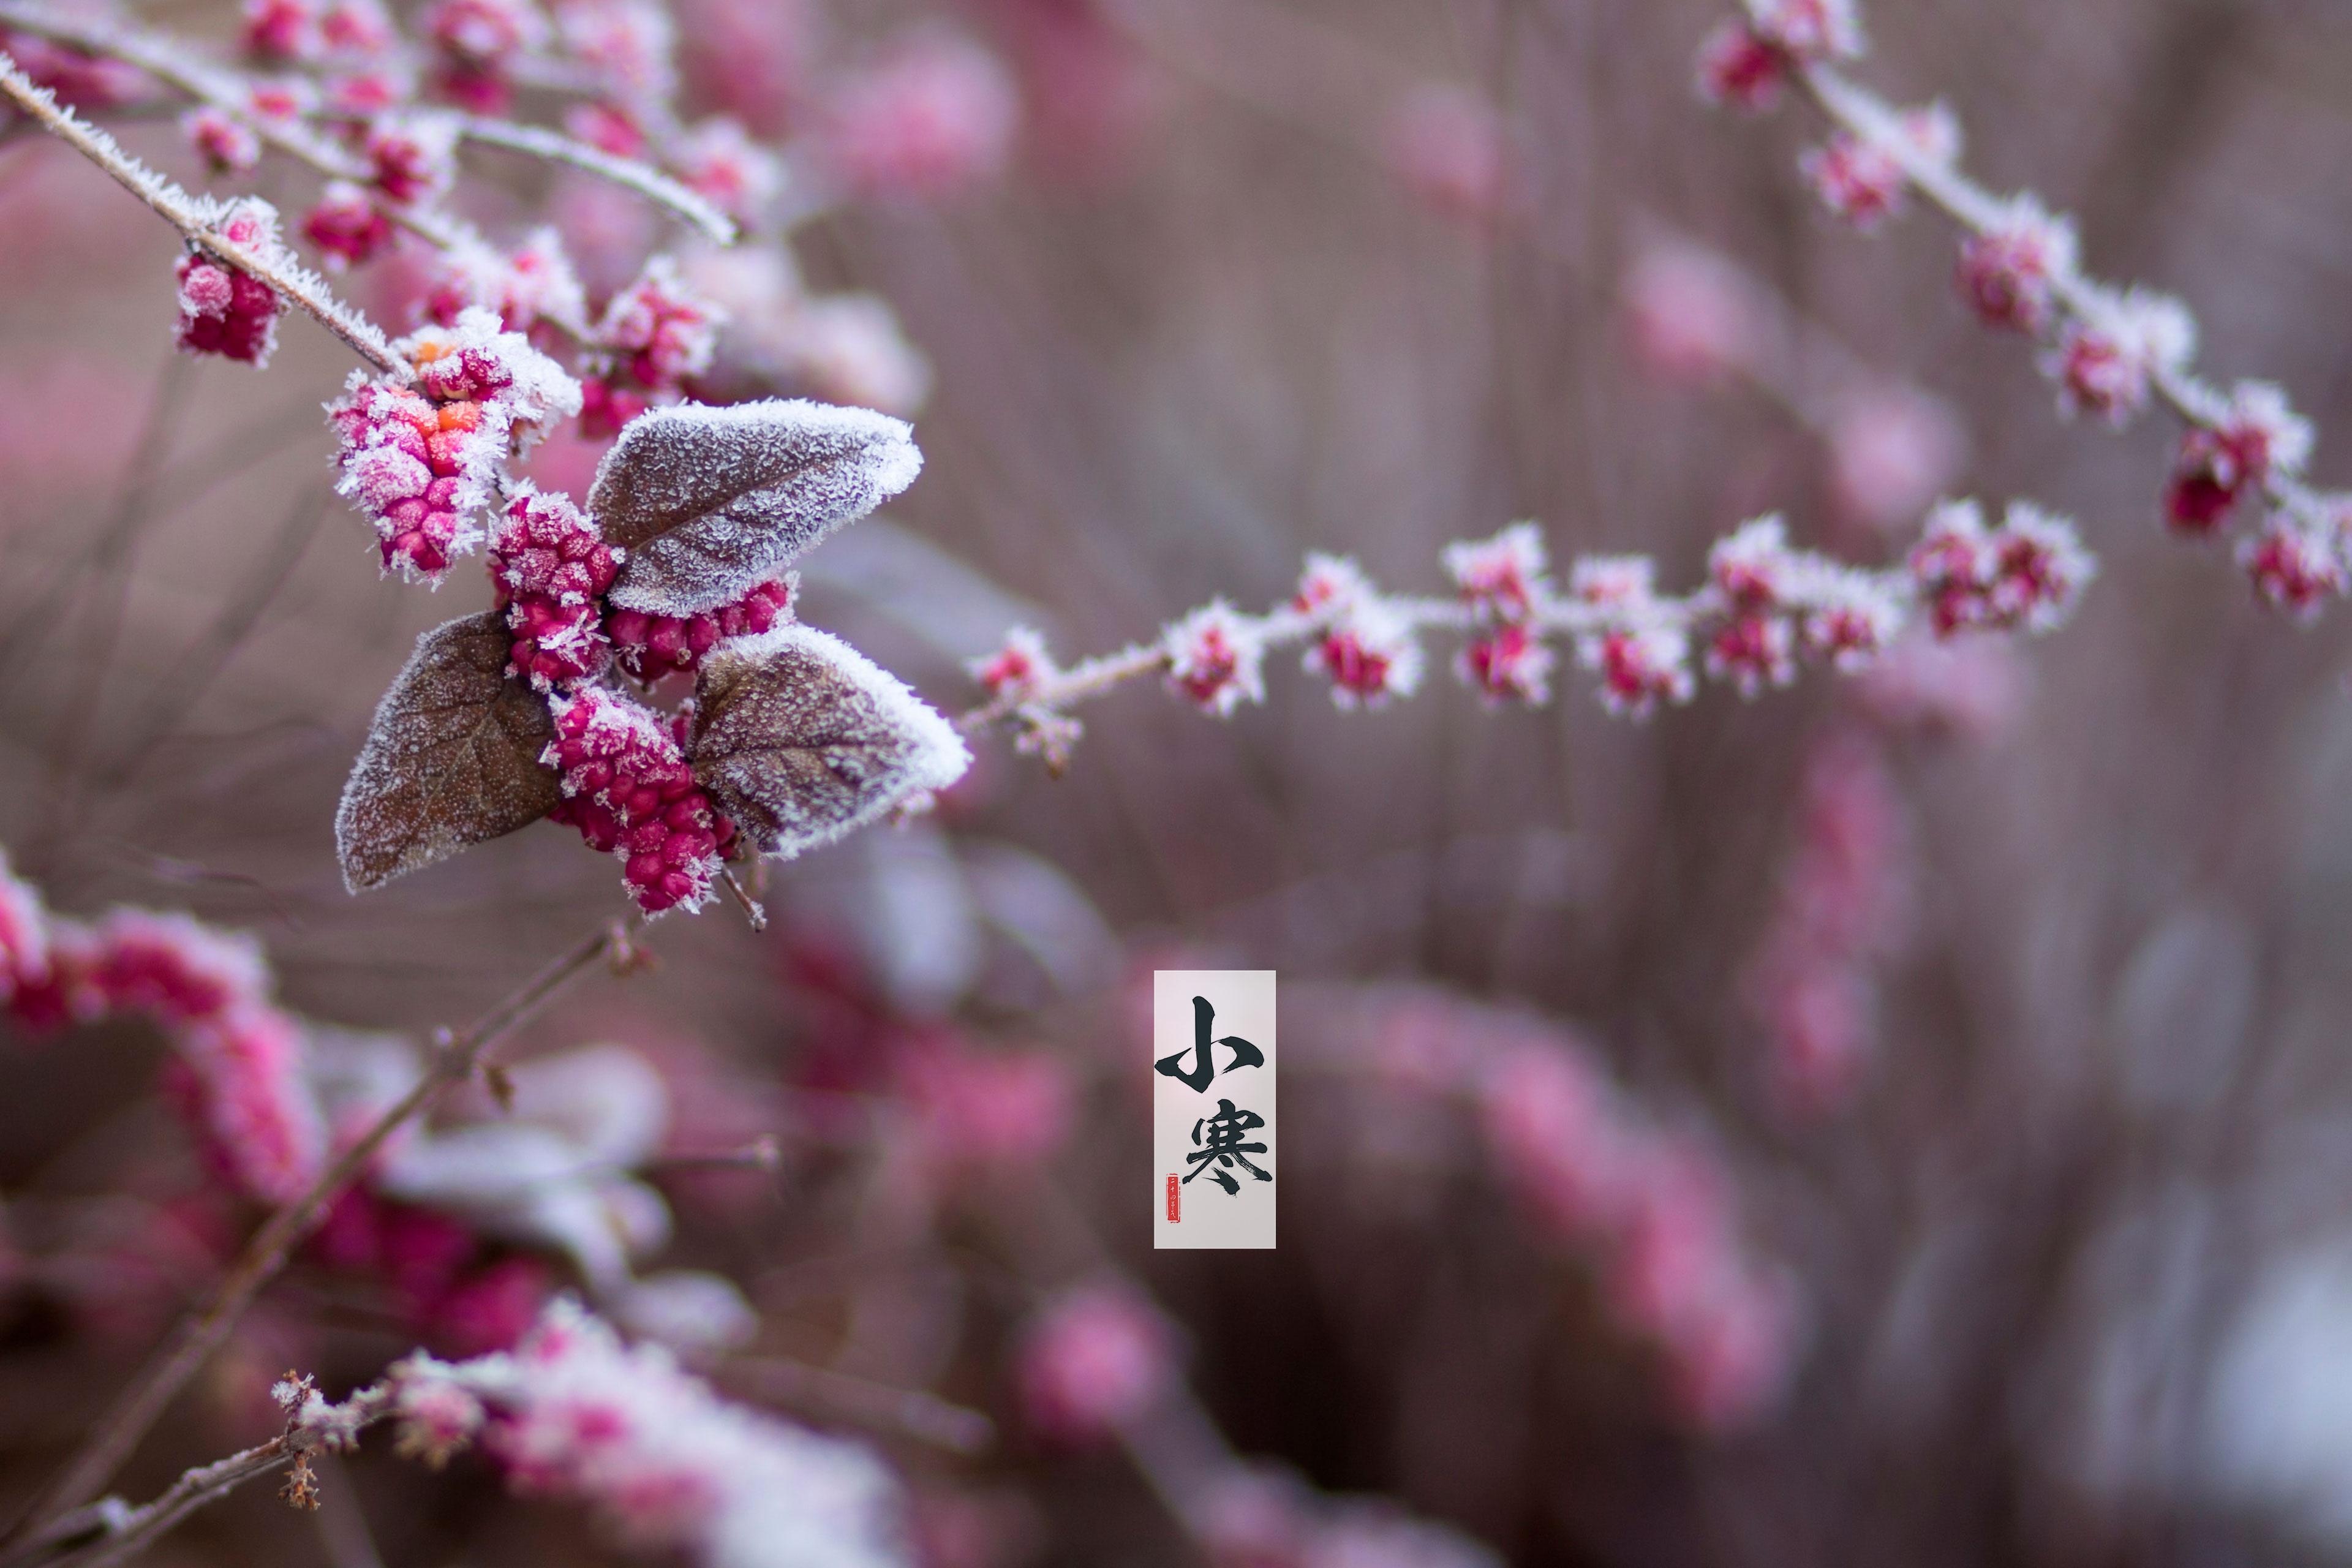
[1740, 729, 1913, 1116]
[967, 501, 2091, 754]
[0, 24, 150, 108]
[0, 846, 723, 1354]
[543, 687, 737, 914]
[485, 468, 795, 696]
[173, 199, 288, 366]
[329, 307, 583, 578]
[0, 853, 325, 1206]
[242, 0, 398, 67]
[1694, 0, 1862, 111]
[608, 577, 793, 681]
[491, 486, 624, 688]
[1907, 499, 2097, 637]
[581, 257, 722, 438]
[1350, 997, 1793, 1431]
[1703, 0, 2352, 621]
[423, 229, 589, 337]
[385, 1297, 902, 1564]
[417, 0, 549, 110]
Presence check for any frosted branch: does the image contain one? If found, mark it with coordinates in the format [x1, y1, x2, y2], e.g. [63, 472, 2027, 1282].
[1701, 0, 2351, 614]
[0, 49, 406, 377]
[453, 115, 737, 245]
[958, 499, 2094, 771]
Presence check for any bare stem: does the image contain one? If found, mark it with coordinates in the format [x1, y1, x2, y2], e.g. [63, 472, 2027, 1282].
[0, 50, 407, 378]
[5, 919, 641, 1545]
[453, 115, 736, 245]
[722, 1358, 995, 1454]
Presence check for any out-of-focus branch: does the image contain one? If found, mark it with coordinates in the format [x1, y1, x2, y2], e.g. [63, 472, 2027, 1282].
[0, 51, 407, 377]
[5, 918, 646, 1546]
[0, 4, 734, 249]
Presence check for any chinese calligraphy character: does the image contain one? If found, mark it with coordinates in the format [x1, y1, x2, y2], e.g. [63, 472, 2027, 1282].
[1183, 1098, 1271, 1194]
[1155, 996, 1264, 1093]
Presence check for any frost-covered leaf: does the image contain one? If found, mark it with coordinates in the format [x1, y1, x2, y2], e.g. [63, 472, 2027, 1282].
[590, 399, 922, 616]
[688, 625, 971, 860]
[336, 612, 562, 891]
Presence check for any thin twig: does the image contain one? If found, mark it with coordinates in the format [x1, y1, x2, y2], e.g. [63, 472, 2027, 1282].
[453, 114, 736, 244]
[0, 52, 406, 377]
[1791, 59, 2333, 528]
[4, 918, 642, 1544]
[723, 1357, 995, 1455]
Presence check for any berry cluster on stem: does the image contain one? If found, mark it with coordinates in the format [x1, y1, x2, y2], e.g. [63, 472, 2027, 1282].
[962, 500, 2092, 770]
[1700, 0, 2349, 619]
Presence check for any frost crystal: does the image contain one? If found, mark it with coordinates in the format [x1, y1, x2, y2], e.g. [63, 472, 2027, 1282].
[545, 686, 733, 914]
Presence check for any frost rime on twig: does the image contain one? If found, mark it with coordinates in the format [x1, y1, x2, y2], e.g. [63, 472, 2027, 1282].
[0, 50, 407, 377]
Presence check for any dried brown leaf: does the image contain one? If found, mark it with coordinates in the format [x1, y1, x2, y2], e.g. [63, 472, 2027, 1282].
[336, 612, 562, 891]
[590, 399, 922, 616]
[688, 625, 970, 860]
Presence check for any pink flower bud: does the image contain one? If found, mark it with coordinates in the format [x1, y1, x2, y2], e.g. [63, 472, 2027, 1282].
[1694, 23, 1789, 112]
[2239, 518, 2346, 620]
[364, 113, 461, 205]
[1705, 614, 1798, 696]
[304, 180, 394, 269]
[1955, 197, 2078, 333]
[676, 117, 782, 222]
[183, 107, 262, 175]
[243, 0, 320, 60]
[967, 625, 1054, 699]
[1441, 522, 1549, 620]
[596, 256, 720, 393]
[2047, 288, 2195, 425]
[1708, 514, 1801, 609]
[1306, 599, 1423, 710]
[1162, 601, 1267, 717]
[2165, 382, 2312, 534]
[1798, 132, 1905, 230]
[1580, 623, 1694, 717]
[1459, 622, 1556, 706]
